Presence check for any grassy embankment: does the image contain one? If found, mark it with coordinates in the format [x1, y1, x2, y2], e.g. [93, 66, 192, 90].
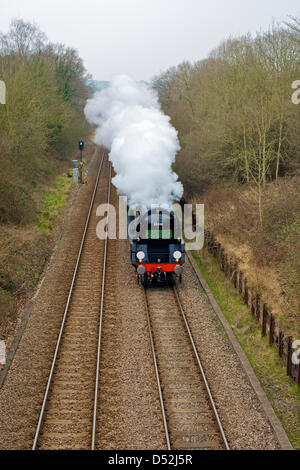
[196, 172, 300, 339]
[193, 248, 300, 449]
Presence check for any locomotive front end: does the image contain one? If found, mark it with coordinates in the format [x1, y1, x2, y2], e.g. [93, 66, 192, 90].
[129, 208, 185, 286]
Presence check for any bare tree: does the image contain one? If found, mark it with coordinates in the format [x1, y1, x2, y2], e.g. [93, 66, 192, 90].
[0, 19, 47, 56]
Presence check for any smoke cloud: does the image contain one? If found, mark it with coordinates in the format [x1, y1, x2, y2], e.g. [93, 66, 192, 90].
[84, 75, 183, 207]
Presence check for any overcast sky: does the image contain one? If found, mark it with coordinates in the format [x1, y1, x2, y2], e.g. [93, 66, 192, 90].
[1, 0, 299, 81]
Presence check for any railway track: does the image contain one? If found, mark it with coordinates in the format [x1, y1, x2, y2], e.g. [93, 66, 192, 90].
[143, 284, 230, 450]
[32, 151, 112, 450]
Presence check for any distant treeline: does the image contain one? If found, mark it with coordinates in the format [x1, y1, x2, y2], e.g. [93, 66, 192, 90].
[154, 18, 300, 211]
[0, 19, 90, 224]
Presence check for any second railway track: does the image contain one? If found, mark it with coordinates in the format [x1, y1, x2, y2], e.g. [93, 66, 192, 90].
[144, 284, 230, 450]
[32, 151, 112, 450]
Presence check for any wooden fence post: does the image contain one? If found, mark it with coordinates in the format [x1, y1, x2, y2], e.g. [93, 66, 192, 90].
[262, 304, 267, 336]
[238, 271, 243, 295]
[217, 243, 222, 267]
[224, 253, 228, 276]
[269, 314, 275, 345]
[251, 291, 255, 317]
[244, 279, 248, 306]
[279, 331, 284, 357]
[256, 294, 261, 322]
[220, 247, 225, 271]
[287, 336, 293, 377]
[233, 265, 238, 289]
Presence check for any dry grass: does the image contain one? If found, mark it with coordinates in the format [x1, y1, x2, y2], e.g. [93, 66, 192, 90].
[195, 173, 300, 337]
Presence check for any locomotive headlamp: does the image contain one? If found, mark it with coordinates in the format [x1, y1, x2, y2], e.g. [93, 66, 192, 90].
[173, 251, 182, 259]
[137, 251, 145, 261]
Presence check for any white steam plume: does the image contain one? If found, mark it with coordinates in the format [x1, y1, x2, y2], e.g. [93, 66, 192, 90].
[84, 75, 183, 207]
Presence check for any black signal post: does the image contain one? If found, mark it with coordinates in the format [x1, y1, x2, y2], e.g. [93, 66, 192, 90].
[78, 140, 84, 183]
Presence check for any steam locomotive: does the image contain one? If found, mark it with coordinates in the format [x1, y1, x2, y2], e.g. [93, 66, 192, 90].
[129, 207, 185, 286]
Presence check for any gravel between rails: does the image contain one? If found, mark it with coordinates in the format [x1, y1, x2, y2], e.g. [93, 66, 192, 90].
[95, 185, 166, 450]
[145, 287, 225, 450]
[176, 259, 281, 450]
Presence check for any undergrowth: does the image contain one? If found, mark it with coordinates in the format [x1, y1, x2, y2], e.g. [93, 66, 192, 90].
[37, 176, 74, 232]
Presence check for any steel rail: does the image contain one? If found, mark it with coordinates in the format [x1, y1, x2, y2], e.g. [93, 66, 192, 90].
[91, 163, 112, 450]
[32, 149, 105, 450]
[143, 288, 171, 450]
[173, 285, 230, 450]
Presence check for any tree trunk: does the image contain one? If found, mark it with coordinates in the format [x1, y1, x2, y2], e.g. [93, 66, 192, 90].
[243, 127, 249, 182]
[262, 130, 266, 187]
[276, 116, 283, 180]
[258, 182, 263, 228]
